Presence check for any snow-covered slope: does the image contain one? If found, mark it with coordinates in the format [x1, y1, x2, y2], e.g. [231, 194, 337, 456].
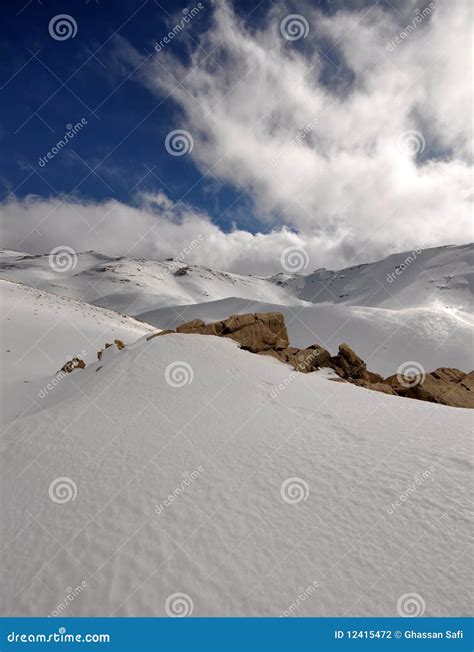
[1, 333, 471, 617]
[138, 297, 474, 376]
[270, 243, 474, 311]
[1, 244, 472, 315]
[0, 280, 155, 424]
[0, 251, 302, 315]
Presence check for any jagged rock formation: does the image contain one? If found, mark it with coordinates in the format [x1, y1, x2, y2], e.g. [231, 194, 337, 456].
[155, 313, 473, 408]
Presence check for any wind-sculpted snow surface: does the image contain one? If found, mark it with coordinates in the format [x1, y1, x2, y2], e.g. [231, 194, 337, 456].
[0, 334, 471, 616]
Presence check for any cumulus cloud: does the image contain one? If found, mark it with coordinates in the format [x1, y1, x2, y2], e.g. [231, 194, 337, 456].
[1, 0, 472, 274]
[0, 193, 348, 275]
[134, 0, 472, 257]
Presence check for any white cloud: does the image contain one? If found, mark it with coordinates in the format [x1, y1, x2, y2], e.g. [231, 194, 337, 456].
[1, 1, 472, 274]
[132, 0, 473, 258]
[0, 193, 351, 275]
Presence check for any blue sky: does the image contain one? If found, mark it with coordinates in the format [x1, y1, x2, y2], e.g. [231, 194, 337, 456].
[0, 0, 471, 273]
[1, 0, 236, 230]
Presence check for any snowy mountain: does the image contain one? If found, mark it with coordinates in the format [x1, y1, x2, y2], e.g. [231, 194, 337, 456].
[0, 243, 472, 617]
[1, 243, 472, 314]
[0, 250, 302, 316]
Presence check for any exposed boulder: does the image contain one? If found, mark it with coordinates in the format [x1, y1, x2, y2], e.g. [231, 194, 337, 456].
[151, 312, 472, 408]
[60, 357, 85, 373]
[288, 345, 331, 373]
[385, 368, 474, 408]
[176, 319, 206, 334]
[97, 340, 125, 360]
[328, 342, 368, 380]
[222, 313, 288, 353]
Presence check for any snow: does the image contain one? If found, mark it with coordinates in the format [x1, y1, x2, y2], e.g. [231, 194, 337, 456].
[2, 243, 472, 315]
[0, 280, 155, 424]
[0, 243, 472, 618]
[0, 333, 471, 617]
[0, 251, 302, 315]
[277, 243, 474, 311]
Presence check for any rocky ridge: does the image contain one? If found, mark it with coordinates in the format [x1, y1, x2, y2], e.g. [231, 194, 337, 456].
[65, 312, 473, 409]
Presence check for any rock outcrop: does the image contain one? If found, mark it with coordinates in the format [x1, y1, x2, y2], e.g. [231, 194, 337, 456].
[175, 312, 289, 353]
[60, 357, 86, 373]
[385, 368, 474, 408]
[107, 312, 474, 408]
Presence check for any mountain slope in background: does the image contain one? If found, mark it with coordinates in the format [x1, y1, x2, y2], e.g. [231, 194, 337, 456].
[0, 280, 154, 423]
[1, 244, 472, 314]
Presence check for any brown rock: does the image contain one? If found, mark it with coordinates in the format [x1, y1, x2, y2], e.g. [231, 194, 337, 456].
[328, 342, 368, 380]
[201, 321, 225, 336]
[290, 346, 331, 373]
[60, 357, 85, 373]
[367, 370, 385, 384]
[222, 312, 289, 353]
[114, 339, 125, 350]
[385, 368, 473, 408]
[176, 319, 206, 334]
